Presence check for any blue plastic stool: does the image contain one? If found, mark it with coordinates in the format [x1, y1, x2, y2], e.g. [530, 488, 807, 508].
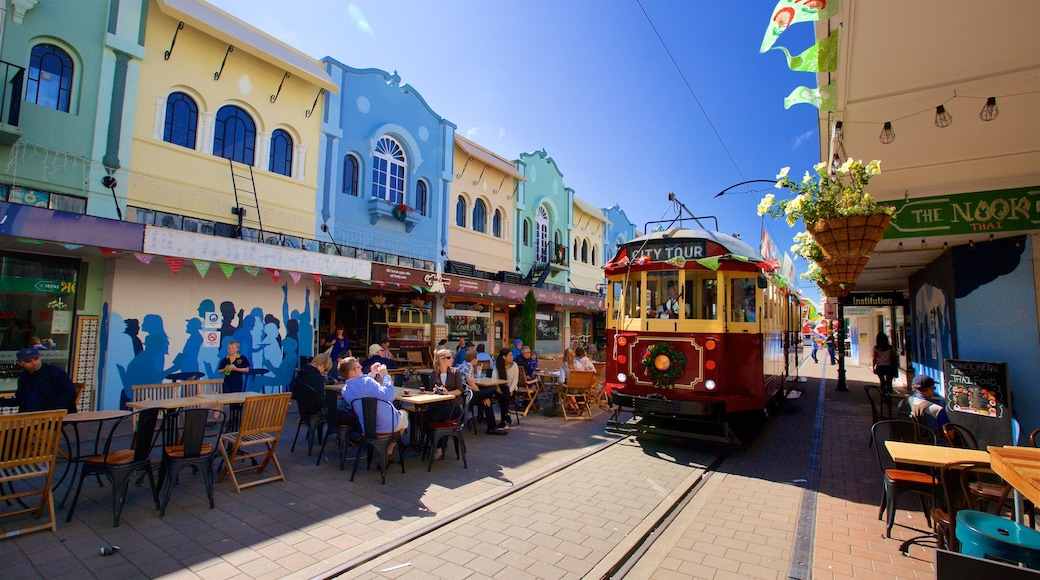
[956, 510, 1040, 570]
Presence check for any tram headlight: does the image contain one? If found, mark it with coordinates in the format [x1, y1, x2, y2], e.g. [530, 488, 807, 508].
[617, 372, 627, 383]
[705, 379, 717, 391]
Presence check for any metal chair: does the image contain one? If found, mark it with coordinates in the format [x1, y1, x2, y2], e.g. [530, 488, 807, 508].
[348, 398, 405, 484]
[425, 389, 471, 471]
[289, 380, 326, 456]
[941, 423, 979, 449]
[871, 419, 937, 537]
[316, 389, 360, 469]
[66, 408, 161, 527]
[156, 408, 226, 517]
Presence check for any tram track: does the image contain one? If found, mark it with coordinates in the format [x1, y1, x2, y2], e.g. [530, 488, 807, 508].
[316, 435, 726, 579]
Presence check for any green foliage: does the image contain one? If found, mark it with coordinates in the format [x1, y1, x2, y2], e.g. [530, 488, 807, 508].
[521, 290, 537, 349]
[758, 159, 895, 227]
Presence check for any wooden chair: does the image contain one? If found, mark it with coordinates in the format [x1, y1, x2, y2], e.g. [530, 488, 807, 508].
[1030, 427, 1039, 448]
[66, 408, 161, 527]
[589, 362, 610, 411]
[217, 393, 291, 493]
[559, 370, 595, 420]
[183, 379, 225, 397]
[517, 372, 542, 417]
[0, 410, 66, 539]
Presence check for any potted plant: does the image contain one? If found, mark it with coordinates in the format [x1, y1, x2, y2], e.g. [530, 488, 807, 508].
[759, 158, 894, 261]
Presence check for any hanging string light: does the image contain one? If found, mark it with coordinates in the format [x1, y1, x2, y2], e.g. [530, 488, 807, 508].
[979, 97, 999, 121]
[934, 105, 953, 128]
[879, 122, 896, 144]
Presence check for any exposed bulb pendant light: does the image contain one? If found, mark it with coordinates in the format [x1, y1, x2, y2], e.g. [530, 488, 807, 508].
[979, 96, 999, 121]
[935, 105, 953, 128]
[879, 121, 896, 144]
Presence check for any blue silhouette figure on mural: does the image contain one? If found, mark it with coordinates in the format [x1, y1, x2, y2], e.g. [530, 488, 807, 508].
[117, 314, 174, 408]
[166, 318, 203, 376]
[283, 284, 314, 358]
[219, 300, 241, 343]
[195, 299, 220, 378]
[252, 318, 298, 393]
[245, 307, 266, 380]
[260, 320, 283, 372]
[230, 314, 259, 391]
[264, 313, 282, 348]
[124, 318, 143, 356]
[104, 310, 135, 409]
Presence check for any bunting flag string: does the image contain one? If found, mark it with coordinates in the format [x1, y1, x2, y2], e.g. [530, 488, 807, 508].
[760, 0, 839, 53]
[193, 259, 211, 278]
[99, 248, 119, 255]
[773, 29, 838, 72]
[266, 268, 281, 282]
[288, 271, 301, 284]
[784, 82, 837, 110]
[133, 252, 153, 264]
[311, 273, 322, 284]
[164, 256, 184, 275]
[242, 266, 259, 277]
[62, 243, 83, 250]
[696, 256, 722, 271]
[219, 263, 236, 280]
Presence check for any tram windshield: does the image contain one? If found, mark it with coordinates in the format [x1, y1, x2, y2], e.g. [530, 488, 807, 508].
[730, 277, 757, 323]
[614, 271, 721, 323]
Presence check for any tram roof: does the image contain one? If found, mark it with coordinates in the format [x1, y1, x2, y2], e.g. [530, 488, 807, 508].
[626, 228, 765, 262]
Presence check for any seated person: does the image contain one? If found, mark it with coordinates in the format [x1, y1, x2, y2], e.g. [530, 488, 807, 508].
[14, 347, 77, 413]
[491, 348, 519, 426]
[427, 348, 468, 459]
[290, 352, 331, 419]
[517, 346, 538, 381]
[657, 284, 691, 319]
[460, 350, 506, 435]
[475, 343, 494, 377]
[339, 358, 408, 451]
[906, 374, 949, 430]
[573, 346, 596, 371]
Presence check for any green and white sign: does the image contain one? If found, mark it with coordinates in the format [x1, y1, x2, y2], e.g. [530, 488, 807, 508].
[0, 277, 77, 294]
[884, 186, 1040, 239]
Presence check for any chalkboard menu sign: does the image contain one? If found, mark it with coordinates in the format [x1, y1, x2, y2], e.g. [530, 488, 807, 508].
[941, 359, 1013, 448]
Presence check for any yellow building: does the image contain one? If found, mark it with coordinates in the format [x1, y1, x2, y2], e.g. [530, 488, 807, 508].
[129, 0, 336, 240]
[569, 197, 608, 295]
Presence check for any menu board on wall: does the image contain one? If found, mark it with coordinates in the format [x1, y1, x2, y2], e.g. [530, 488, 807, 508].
[941, 359, 1012, 448]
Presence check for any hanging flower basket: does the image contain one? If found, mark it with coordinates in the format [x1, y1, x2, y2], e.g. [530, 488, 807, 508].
[817, 281, 853, 298]
[807, 214, 891, 260]
[391, 203, 409, 223]
[818, 256, 870, 285]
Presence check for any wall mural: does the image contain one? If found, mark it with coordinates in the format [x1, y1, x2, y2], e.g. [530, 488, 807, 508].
[100, 275, 317, 410]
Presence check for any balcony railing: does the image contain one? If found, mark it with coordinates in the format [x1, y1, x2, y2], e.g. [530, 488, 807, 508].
[0, 60, 24, 145]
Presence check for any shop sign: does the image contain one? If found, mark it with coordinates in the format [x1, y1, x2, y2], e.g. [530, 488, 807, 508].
[0, 278, 77, 294]
[841, 292, 902, 307]
[885, 185, 1040, 239]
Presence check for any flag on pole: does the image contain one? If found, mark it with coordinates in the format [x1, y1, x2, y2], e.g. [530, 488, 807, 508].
[784, 82, 837, 110]
[761, 0, 840, 53]
[773, 29, 838, 72]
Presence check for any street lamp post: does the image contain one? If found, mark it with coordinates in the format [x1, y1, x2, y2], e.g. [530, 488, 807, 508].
[836, 300, 848, 391]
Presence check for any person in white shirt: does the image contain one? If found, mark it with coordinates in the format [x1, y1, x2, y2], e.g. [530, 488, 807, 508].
[657, 284, 690, 319]
[490, 348, 519, 427]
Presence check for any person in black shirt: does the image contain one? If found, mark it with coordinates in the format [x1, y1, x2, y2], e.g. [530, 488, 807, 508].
[218, 340, 250, 393]
[14, 348, 76, 413]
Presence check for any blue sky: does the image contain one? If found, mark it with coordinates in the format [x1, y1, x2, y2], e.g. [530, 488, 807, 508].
[208, 0, 821, 295]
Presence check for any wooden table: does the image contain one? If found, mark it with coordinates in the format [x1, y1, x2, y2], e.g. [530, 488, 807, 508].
[474, 377, 507, 388]
[988, 445, 1040, 523]
[393, 387, 455, 406]
[885, 441, 990, 468]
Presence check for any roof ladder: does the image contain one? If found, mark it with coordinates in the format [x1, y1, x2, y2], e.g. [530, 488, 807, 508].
[228, 158, 264, 242]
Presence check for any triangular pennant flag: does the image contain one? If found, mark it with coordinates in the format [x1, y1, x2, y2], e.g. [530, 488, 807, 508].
[696, 256, 722, 271]
[62, 243, 83, 250]
[288, 271, 301, 284]
[773, 29, 838, 72]
[412, 285, 423, 293]
[784, 82, 837, 110]
[311, 273, 322, 284]
[266, 268, 281, 282]
[193, 259, 211, 278]
[164, 256, 184, 275]
[133, 252, 153, 264]
[99, 248, 119, 255]
[219, 263, 236, 279]
[761, 0, 839, 53]
[243, 266, 259, 277]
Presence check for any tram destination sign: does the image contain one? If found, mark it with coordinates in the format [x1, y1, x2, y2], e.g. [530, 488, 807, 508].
[626, 239, 706, 262]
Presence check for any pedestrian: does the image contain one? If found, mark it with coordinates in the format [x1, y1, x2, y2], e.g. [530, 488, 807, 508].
[871, 332, 896, 394]
[218, 339, 250, 393]
[811, 332, 820, 363]
[825, 331, 836, 365]
[14, 347, 77, 413]
[325, 326, 351, 379]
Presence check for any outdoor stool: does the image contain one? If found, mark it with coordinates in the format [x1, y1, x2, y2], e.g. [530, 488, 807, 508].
[955, 510, 1040, 570]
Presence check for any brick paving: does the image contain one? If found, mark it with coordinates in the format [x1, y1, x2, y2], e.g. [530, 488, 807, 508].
[1, 354, 942, 579]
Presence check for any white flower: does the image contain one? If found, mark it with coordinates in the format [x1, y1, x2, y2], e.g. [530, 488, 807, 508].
[838, 157, 855, 174]
[802, 171, 812, 183]
[813, 161, 827, 173]
[756, 194, 776, 216]
[866, 159, 882, 176]
[776, 167, 790, 180]
[775, 180, 784, 189]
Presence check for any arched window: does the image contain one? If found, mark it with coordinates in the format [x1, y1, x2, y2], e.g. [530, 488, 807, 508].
[26, 44, 73, 112]
[573, 240, 579, 262]
[416, 180, 428, 216]
[213, 105, 256, 165]
[268, 129, 293, 176]
[342, 155, 359, 196]
[591, 246, 597, 266]
[581, 240, 589, 263]
[163, 91, 198, 149]
[372, 136, 405, 203]
[472, 199, 487, 233]
[522, 219, 531, 246]
[492, 209, 502, 238]
[535, 207, 549, 262]
[455, 196, 466, 227]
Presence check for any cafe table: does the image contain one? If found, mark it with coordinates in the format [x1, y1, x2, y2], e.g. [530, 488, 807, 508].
[199, 392, 263, 432]
[474, 377, 507, 389]
[885, 440, 990, 468]
[56, 410, 131, 507]
[988, 445, 1040, 523]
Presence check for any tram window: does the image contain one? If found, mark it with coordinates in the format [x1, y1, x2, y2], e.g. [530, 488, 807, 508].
[624, 280, 642, 319]
[730, 278, 757, 322]
[684, 273, 717, 320]
[610, 281, 622, 320]
[647, 272, 686, 319]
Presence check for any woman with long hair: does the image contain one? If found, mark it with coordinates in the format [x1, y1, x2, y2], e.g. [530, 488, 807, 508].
[872, 332, 897, 394]
[491, 347, 519, 426]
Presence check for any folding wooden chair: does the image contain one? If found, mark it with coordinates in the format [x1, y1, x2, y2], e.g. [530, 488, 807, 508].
[559, 370, 594, 420]
[0, 410, 66, 539]
[218, 392, 291, 493]
[518, 373, 542, 417]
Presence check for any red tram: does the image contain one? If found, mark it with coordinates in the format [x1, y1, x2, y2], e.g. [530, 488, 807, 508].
[603, 219, 802, 445]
